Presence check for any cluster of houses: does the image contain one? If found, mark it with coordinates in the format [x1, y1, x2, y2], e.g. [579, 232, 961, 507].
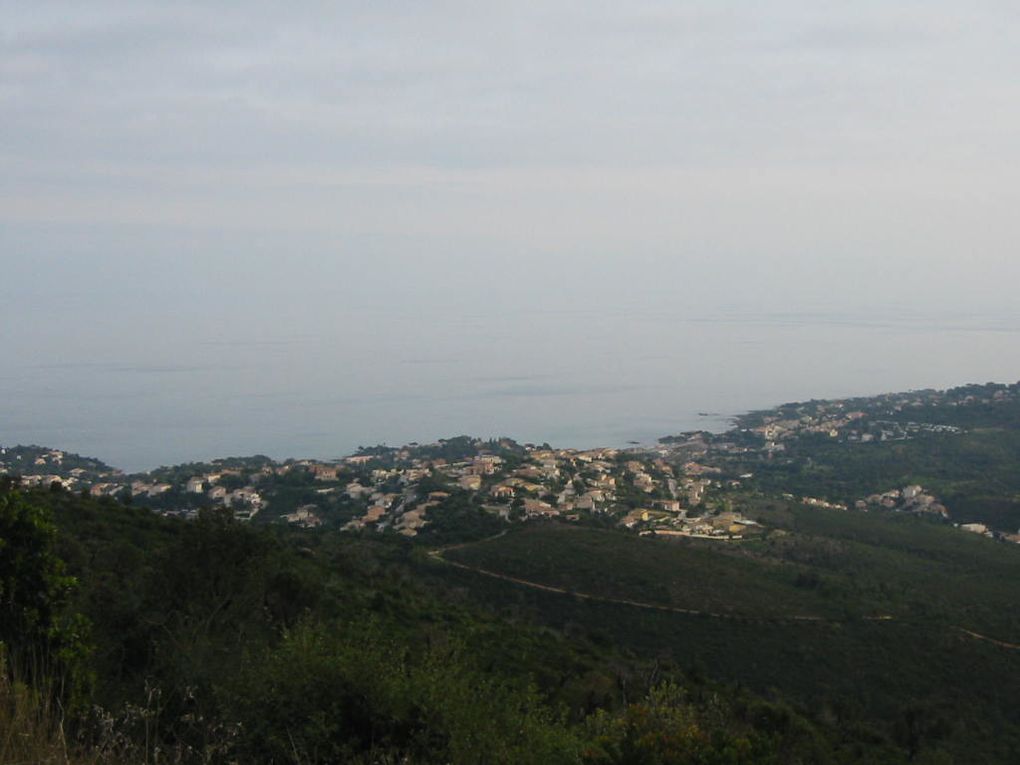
[15, 472, 76, 490]
[1, 447, 114, 491]
[800, 496, 850, 511]
[0, 438, 940, 544]
[647, 512, 762, 540]
[89, 469, 268, 520]
[854, 485, 949, 517]
[321, 444, 751, 539]
[6, 380, 1020, 544]
[751, 410, 868, 444]
[956, 522, 1020, 545]
[739, 384, 1001, 449]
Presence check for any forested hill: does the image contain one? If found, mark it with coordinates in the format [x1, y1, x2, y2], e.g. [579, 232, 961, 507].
[4, 481, 1020, 763]
[0, 485, 908, 764]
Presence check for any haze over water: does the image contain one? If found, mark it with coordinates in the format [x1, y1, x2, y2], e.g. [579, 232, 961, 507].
[3, 251, 1018, 472]
[3, 4, 1020, 471]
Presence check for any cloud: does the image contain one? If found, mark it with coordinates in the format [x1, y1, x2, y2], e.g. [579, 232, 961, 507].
[2, 2, 1019, 316]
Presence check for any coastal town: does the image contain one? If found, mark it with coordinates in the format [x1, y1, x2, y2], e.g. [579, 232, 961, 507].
[0, 439, 754, 540]
[4, 381, 1020, 545]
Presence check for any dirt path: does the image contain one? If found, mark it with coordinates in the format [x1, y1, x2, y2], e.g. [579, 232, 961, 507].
[430, 546, 1019, 650]
[955, 627, 1020, 650]
[431, 548, 849, 624]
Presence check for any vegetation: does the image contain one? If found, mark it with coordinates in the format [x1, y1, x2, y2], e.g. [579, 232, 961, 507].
[6, 483, 989, 763]
[6, 383, 1020, 763]
[438, 515, 1020, 763]
[677, 383, 1020, 533]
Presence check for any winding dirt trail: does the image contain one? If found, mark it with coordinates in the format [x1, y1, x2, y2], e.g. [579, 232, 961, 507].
[431, 546, 861, 625]
[429, 543, 1020, 650]
[954, 627, 1020, 650]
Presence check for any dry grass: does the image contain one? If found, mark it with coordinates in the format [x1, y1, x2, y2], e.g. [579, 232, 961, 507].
[0, 666, 76, 765]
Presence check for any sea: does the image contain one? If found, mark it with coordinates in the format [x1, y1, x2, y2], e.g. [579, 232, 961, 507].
[4, 292, 1019, 473]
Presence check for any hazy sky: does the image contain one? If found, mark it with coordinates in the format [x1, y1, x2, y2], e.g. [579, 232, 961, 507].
[3, 2, 1020, 467]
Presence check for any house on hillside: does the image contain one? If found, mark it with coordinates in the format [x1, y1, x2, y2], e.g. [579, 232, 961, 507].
[491, 484, 516, 499]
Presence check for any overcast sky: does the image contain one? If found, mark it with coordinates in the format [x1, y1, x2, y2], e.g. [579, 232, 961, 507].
[3, 2, 1020, 466]
[4, 1, 1020, 295]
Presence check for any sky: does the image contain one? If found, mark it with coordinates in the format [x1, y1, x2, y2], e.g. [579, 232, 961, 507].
[2, 2, 1020, 468]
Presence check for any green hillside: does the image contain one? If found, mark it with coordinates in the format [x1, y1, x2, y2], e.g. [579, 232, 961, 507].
[5, 398, 1020, 763]
[718, 384, 1020, 533]
[439, 514, 1020, 762]
[3, 485, 920, 764]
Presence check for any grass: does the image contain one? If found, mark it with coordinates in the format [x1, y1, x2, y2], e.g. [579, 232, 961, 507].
[1, 663, 81, 765]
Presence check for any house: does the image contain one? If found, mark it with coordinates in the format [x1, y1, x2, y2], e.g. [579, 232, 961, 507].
[469, 455, 502, 475]
[311, 465, 339, 481]
[902, 485, 923, 501]
[621, 509, 651, 528]
[539, 461, 561, 478]
[186, 477, 206, 493]
[228, 488, 262, 508]
[683, 462, 721, 476]
[514, 466, 544, 481]
[491, 484, 516, 499]
[362, 505, 389, 524]
[458, 474, 482, 491]
[346, 482, 372, 499]
[395, 506, 430, 535]
[574, 490, 606, 511]
[523, 498, 557, 517]
[633, 473, 655, 492]
[89, 483, 118, 497]
[283, 504, 322, 528]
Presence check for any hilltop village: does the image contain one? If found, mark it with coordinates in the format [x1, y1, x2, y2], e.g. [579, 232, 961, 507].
[3, 381, 1020, 543]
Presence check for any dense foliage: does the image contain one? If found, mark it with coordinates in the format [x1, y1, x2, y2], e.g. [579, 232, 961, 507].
[4, 478, 1020, 762]
[441, 515, 1020, 763]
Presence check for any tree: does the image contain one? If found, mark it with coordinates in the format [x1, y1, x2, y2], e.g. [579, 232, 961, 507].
[0, 489, 91, 701]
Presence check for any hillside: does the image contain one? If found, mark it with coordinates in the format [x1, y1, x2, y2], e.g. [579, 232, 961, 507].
[438, 514, 1020, 762]
[2, 486, 917, 764]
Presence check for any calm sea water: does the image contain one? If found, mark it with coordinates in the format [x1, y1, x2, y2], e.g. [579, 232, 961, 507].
[4, 297, 1019, 472]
